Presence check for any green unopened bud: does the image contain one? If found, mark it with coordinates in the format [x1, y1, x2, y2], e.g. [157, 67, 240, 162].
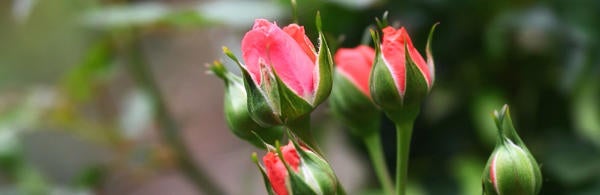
[209, 61, 283, 148]
[369, 24, 437, 124]
[482, 105, 542, 195]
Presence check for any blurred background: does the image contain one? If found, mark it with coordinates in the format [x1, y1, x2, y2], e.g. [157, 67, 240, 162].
[0, 0, 599, 194]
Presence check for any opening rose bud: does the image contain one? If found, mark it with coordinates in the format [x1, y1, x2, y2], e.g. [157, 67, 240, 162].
[370, 24, 437, 123]
[330, 45, 381, 137]
[482, 105, 542, 195]
[234, 18, 332, 127]
[256, 142, 338, 195]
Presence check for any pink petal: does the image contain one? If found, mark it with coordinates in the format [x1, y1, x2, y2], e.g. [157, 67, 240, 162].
[242, 19, 315, 98]
[283, 24, 317, 63]
[262, 142, 301, 195]
[381, 26, 407, 95]
[334, 45, 375, 97]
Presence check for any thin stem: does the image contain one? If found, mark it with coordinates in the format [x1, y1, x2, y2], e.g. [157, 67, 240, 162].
[364, 133, 395, 195]
[125, 33, 225, 195]
[286, 115, 323, 155]
[395, 121, 414, 195]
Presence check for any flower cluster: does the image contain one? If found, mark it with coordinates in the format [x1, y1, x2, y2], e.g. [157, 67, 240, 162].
[209, 10, 542, 195]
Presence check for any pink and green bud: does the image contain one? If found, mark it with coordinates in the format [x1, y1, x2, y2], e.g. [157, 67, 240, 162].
[225, 15, 333, 127]
[482, 105, 542, 195]
[370, 24, 437, 123]
[208, 61, 283, 148]
[330, 45, 381, 137]
[252, 141, 338, 195]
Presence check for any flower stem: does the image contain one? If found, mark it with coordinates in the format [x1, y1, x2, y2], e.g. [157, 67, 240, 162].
[363, 133, 395, 195]
[125, 32, 225, 195]
[286, 115, 323, 155]
[395, 121, 414, 195]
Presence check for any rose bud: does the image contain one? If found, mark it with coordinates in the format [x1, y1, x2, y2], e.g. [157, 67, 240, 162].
[482, 105, 542, 195]
[224, 16, 333, 127]
[370, 24, 437, 123]
[208, 61, 283, 148]
[330, 45, 380, 137]
[252, 141, 338, 195]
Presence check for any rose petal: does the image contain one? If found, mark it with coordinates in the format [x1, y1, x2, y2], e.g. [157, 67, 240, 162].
[334, 45, 375, 97]
[242, 19, 315, 98]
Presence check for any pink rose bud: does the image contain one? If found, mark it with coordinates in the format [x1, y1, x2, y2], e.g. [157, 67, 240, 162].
[330, 45, 381, 136]
[482, 105, 542, 195]
[208, 61, 283, 148]
[254, 142, 338, 195]
[370, 24, 437, 123]
[225, 17, 333, 127]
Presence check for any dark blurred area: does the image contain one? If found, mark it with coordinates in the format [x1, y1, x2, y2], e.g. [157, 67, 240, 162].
[0, 0, 598, 194]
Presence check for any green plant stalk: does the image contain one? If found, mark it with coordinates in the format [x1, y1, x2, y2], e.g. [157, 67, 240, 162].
[286, 114, 322, 155]
[395, 121, 414, 195]
[363, 133, 395, 195]
[125, 33, 225, 195]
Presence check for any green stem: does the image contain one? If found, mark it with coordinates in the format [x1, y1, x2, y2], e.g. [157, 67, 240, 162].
[395, 121, 414, 195]
[125, 33, 225, 195]
[286, 115, 322, 155]
[364, 133, 395, 195]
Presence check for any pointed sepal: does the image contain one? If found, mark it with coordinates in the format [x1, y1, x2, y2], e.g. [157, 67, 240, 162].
[312, 12, 334, 107]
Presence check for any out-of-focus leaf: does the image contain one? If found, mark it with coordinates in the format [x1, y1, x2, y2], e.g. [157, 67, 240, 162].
[542, 133, 600, 186]
[17, 165, 49, 195]
[451, 156, 485, 195]
[83, 2, 171, 29]
[572, 79, 600, 148]
[196, 1, 284, 28]
[73, 165, 106, 188]
[471, 90, 506, 147]
[61, 39, 113, 101]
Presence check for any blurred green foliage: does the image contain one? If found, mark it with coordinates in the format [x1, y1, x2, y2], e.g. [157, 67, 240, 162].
[0, 0, 598, 194]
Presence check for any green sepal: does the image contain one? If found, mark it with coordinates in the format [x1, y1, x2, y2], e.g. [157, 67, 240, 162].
[274, 141, 318, 195]
[272, 66, 314, 124]
[222, 47, 283, 127]
[492, 105, 525, 147]
[329, 72, 380, 137]
[425, 23, 439, 84]
[312, 12, 334, 107]
[398, 43, 430, 119]
[252, 153, 276, 195]
[289, 135, 339, 194]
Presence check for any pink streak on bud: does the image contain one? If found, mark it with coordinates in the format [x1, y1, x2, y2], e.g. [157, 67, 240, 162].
[490, 152, 500, 194]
